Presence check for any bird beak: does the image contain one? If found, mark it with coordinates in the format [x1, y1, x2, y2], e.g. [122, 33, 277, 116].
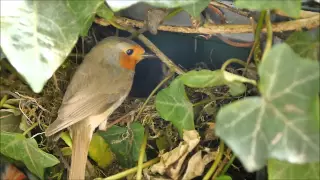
[141, 52, 157, 59]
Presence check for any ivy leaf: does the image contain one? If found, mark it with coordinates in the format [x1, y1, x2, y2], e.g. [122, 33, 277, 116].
[180, 70, 250, 96]
[268, 159, 320, 180]
[182, 0, 210, 17]
[98, 122, 144, 168]
[215, 43, 320, 172]
[286, 31, 320, 61]
[216, 175, 233, 180]
[105, 0, 204, 12]
[0, 132, 60, 179]
[88, 133, 114, 168]
[0, 110, 23, 133]
[67, 0, 104, 36]
[0, 1, 79, 93]
[0, 0, 104, 93]
[96, 3, 114, 20]
[235, 0, 301, 18]
[155, 78, 195, 136]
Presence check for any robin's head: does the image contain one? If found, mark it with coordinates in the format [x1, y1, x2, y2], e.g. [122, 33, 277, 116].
[93, 36, 152, 71]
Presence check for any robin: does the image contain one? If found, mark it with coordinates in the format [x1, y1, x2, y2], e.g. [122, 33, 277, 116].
[45, 36, 151, 180]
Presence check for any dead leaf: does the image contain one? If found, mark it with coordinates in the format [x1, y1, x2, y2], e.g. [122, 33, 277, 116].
[150, 130, 200, 179]
[204, 122, 218, 141]
[182, 151, 217, 179]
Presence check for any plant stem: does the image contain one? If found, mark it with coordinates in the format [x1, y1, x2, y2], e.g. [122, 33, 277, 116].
[136, 128, 149, 180]
[0, 95, 8, 108]
[221, 58, 257, 86]
[203, 140, 225, 180]
[2, 104, 17, 109]
[135, 72, 174, 120]
[99, 157, 160, 180]
[220, 154, 236, 175]
[253, 10, 267, 63]
[221, 58, 247, 72]
[23, 122, 39, 137]
[263, 10, 273, 61]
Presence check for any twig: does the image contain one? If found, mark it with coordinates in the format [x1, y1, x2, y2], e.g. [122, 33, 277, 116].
[106, 110, 135, 129]
[203, 140, 225, 180]
[136, 128, 149, 180]
[137, 34, 185, 74]
[135, 72, 175, 121]
[95, 15, 319, 35]
[97, 157, 160, 180]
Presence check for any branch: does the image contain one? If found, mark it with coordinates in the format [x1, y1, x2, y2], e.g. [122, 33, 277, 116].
[95, 15, 319, 35]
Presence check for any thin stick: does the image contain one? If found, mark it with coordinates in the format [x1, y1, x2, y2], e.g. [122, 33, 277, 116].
[98, 157, 160, 180]
[95, 15, 320, 34]
[135, 72, 175, 120]
[203, 140, 225, 180]
[137, 34, 185, 74]
[136, 128, 149, 180]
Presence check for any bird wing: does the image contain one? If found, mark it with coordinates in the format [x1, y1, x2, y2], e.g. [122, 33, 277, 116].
[45, 62, 133, 136]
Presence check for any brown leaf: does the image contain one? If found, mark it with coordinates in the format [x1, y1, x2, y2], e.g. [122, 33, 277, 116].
[182, 151, 217, 179]
[150, 130, 200, 179]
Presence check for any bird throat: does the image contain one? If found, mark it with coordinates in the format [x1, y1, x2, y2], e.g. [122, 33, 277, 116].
[119, 53, 137, 70]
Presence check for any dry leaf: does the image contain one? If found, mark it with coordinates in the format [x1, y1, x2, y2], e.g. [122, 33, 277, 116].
[150, 130, 200, 179]
[182, 151, 217, 179]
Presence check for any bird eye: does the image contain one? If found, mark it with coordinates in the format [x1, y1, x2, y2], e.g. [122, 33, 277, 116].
[126, 49, 134, 55]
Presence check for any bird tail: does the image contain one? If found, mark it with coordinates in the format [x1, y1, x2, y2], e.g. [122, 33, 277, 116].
[69, 122, 94, 180]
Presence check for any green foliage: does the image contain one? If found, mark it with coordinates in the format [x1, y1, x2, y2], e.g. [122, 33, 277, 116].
[180, 69, 250, 96]
[0, 132, 60, 179]
[0, 0, 105, 93]
[268, 159, 320, 180]
[88, 133, 114, 168]
[215, 44, 320, 172]
[235, 0, 301, 18]
[216, 175, 233, 180]
[0, 110, 23, 133]
[155, 78, 195, 136]
[286, 31, 320, 61]
[98, 122, 144, 168]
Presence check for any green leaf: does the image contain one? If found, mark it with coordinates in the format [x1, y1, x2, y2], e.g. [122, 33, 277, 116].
[98, 122, 144, 168]
[106, 0, 205, 12]
[235, 0, 301, 18]
[268, 159, 320, 180]
[0, 0, 104, 93]
[182, 0, 210, 17]
[88, 133, 114, 168]
[67, 0, 104, 36]
[96, 3, 114, 20]
[155, 78, 195, 136]
[0, 132, 60, 179]
[215, 43, 320, 172]
[286, 31, 320, 61]
[180, 70, 248, 96]
[0, 1, 79, 93]
[0, 110, 23, 133]
[216, 175, 233, 180]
